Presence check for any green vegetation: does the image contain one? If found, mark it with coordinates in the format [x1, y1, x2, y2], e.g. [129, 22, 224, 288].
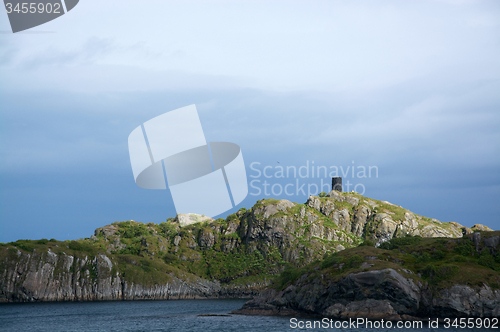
[116, 221, 151, 238]
[273, 232, 500, 291]
[68, 240, 95, 252]
[1, 193, 497, 295]
[421, 264, 459, 283]
[115, 255, 176, 286]
[378, 234, 422, 250]
[454, 240, 475, 256]
[358, 239, 375, 247]
[274, 266, 307, 290]
[320, 253, 344, 269]
[345, 255, 364, 269]
[8, 240, 37, 252]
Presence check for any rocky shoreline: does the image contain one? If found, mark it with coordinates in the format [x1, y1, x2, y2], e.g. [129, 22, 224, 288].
[232, 268, 500, 319]
[0, 249, 262, 303]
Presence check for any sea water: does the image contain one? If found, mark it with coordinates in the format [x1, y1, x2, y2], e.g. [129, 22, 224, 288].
[0, 299, 495, 331]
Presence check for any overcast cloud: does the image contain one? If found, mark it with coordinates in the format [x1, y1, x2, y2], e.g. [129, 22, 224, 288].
[0, 0, 499, 242]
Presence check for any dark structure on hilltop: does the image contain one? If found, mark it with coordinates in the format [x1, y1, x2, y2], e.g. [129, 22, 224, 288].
[332, 177, 342, 192]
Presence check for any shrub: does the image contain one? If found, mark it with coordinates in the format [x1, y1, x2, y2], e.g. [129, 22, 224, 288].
[359, 239, 375, 247]
[140, 258, 152, 272]
[320, 253, 344, 269]
[68, 241, 94, 252]
[119, 244, 141, 256]
[379, 235, 422, 250]
[319, 192, 327, 198]
[378, 242, 391, 250]
[422, 264, 459, 283]
[454, 241, 474, 256]
[416, 252, 431, 263]
[275, 267, 303, 289]
[122, 224, 149, 238]
[433, 250, 446, 261]
[450, 255, 466, 262]
[158, 222, 177, 237]
[36, 239, 49, 245]
[9, 240, 36, 252]
[163, 253, 177, 264]
[478, 251, 495, 270]
[345, 255, 364, 269]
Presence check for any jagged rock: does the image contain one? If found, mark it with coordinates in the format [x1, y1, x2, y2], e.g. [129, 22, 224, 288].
[198, 229, 216, 249]
[221, 237, 239, 252]
[365, 200, 377, 207]
[306, 196, 321, 211]
[224, 222, 239, 235]
[174, 213, 214, 227]
[472, 224, 493, 232]
[344, 196, 359, 206]
[95, 225, 119, 238]
[327, 190, 344, 201]
[255, 199, 295, 220]
[306, 212, 318, 224]
[420, 224, 462, 238]
[352, 205, 371, 237]
[277, 199, 295, 210]
[368, 213, 398, 246]
[299, 206, 305, 219]
[236, 268, 500, 319]
[484, 236, 500, 253]
[332, 209, 350, 231]
[310, 223, 324, 238]
[472, 232, 482, 252]
[186, 235, 198, 249]
[428, 284, 500, 317]
[320, 200, 336, 217]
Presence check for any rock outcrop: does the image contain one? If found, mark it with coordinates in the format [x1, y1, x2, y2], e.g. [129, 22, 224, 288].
[174, 213, 214, 227]
[234, 232, 500, 319]
[235, 269, 500, 318]
[0, 248, 258, 303]
[0, 191, 494, 303]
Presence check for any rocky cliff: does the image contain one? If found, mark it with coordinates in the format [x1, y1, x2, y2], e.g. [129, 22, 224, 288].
[0, 248, 229, 302]
[0, 190, 493, 303]
[234, 232, 500, 318]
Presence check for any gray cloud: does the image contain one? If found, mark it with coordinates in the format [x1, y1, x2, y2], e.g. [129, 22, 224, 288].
[20, 37, 116, 69]
[0, 0, 499, 242]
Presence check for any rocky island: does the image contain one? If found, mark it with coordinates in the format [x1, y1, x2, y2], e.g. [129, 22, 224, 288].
[234, 231, 500, 318]
[1, 190, 498, 318]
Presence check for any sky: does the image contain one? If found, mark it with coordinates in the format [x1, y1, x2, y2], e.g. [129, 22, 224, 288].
[0, 0, 499, 242]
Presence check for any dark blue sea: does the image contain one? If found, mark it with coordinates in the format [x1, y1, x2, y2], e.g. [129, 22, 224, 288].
[0, 299, 496, 331]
